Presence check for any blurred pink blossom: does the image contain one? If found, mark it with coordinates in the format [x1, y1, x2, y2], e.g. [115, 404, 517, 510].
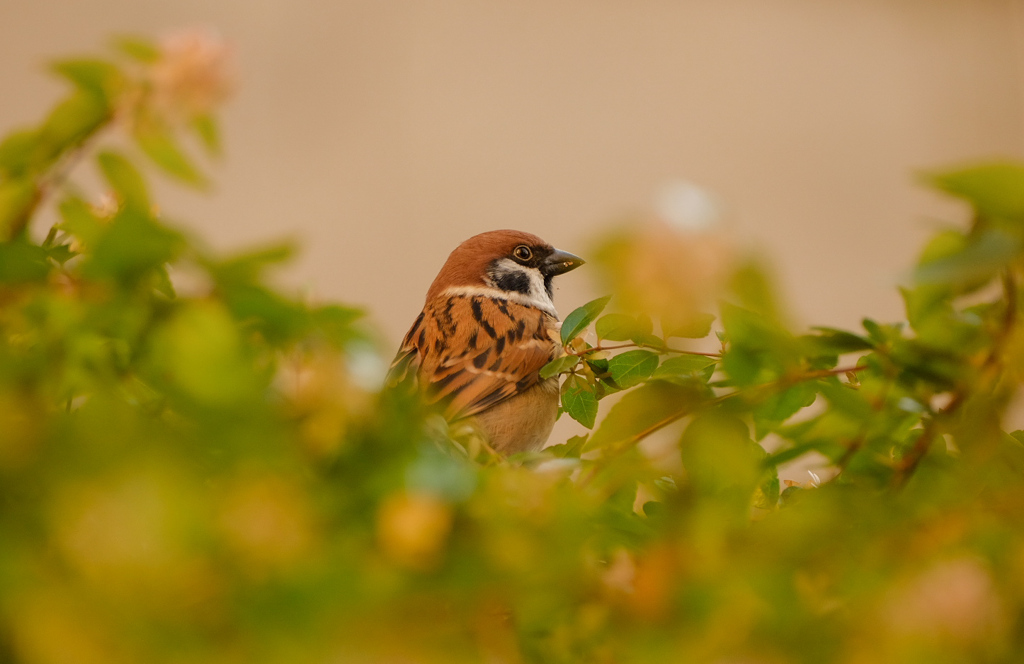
[150, 28, 234, 121]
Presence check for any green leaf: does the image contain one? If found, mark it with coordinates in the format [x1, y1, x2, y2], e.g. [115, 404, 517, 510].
[153, 265, 176, 298]
[730, 260, 782, 320]
[222, 284, 309, 343]
[191, 115, 221, 155]
[561, 375, 599, 429]
[753, 466, 780, 510]
[309, 304, 366, 346]
[631, 333, 666, 350]
[586, 381, 701, 452]
[805, 327, 875, 354]
[213, 242, 299, 285]
[665, 312, 716, 339]
[595, 313, 642, 341]
[560, 295, 612, 345]
[540, 355, 580, 380]
[913, 228, 1021, 287]
[926, 161, 1024, 221]
[45, 243, 75, 265]
[764, 440, 831, 468]
[0, 240, 49, 283]
[681, 413, 762, 499]
[719, 303, 796, 385]
[36, 92, 110, 165]
[58, 196, 104, 245]
[901, 286, 985, 352]
[86, 209, 182, 281]
[545, 434, 589, 458]
[607, 350, 659, 388]
[51, 58, 123, 100]
[861, 318, 890, 344]
[752, 382, 818, 439]
[97, 150, 149, 211]
[134, 125, 207, 186]
[0, 177, 38, 239]
[112, 35, 160, 63]
[653, 354, 717, 380]
[147, 302, 258, 405]
[817, 380, 873, 420]
[0, 129, 40, 177]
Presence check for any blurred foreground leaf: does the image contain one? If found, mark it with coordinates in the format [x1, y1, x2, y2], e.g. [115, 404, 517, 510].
[927, 161, 1024, 221]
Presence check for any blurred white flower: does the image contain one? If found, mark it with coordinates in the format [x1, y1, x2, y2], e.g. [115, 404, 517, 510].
[654, 180, 722, 233]
[347, 344, 389, 391]
[150, 27, 234, 121]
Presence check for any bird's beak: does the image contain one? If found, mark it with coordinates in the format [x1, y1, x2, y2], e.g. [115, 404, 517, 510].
[543, 248, 585, 276]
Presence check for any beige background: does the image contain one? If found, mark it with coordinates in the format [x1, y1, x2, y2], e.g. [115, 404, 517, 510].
[3, 1, 1024, 440]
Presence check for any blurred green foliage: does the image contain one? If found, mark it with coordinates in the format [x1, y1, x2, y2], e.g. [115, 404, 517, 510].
[3, 34, 1024, 664]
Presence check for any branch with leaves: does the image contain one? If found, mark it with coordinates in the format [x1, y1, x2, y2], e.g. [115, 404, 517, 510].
[537, 164, 1024, 506]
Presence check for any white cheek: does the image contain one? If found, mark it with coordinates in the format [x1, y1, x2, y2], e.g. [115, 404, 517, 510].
[524, 268, 555, 311]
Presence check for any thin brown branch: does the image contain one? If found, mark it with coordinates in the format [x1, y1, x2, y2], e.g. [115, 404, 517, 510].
[8, 112, 114, 239]
[804, 365, 869, 379]
[892, 391, 965, 488]
[662, 348, 721, 357]
[567, 342, 721, 359]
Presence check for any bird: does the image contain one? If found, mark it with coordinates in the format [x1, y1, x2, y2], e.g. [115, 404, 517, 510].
[387, 230, 585, 454]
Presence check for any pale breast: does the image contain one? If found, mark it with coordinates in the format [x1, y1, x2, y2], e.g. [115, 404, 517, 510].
[470, 377, 560, 454]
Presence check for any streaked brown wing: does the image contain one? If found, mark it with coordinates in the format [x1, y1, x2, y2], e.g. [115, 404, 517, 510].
[387, 294, 559, 420]
[385, 312, 424, 389]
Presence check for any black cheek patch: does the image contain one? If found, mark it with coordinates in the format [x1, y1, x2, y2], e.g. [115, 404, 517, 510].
[494, 271, 531, 295]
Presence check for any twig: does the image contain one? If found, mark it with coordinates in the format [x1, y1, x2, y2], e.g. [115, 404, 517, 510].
[7, 112, 114, 239]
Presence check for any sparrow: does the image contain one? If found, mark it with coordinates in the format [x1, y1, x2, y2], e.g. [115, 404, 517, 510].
[388, 230, 585, 454]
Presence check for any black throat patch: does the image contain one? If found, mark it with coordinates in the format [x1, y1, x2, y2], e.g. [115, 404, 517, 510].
[491, 269, 531, 295]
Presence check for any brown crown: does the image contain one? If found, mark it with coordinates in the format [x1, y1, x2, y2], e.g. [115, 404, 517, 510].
[425, 230, 550, 302]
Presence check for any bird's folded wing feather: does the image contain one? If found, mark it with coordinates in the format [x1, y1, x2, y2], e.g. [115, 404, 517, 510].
[387, 294, 560, 419]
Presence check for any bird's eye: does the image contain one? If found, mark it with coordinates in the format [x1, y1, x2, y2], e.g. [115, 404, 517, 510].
[513, 245, 532, 261]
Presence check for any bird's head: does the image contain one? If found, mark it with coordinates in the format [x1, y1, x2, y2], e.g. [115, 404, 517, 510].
[426, 230, 585, 314]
